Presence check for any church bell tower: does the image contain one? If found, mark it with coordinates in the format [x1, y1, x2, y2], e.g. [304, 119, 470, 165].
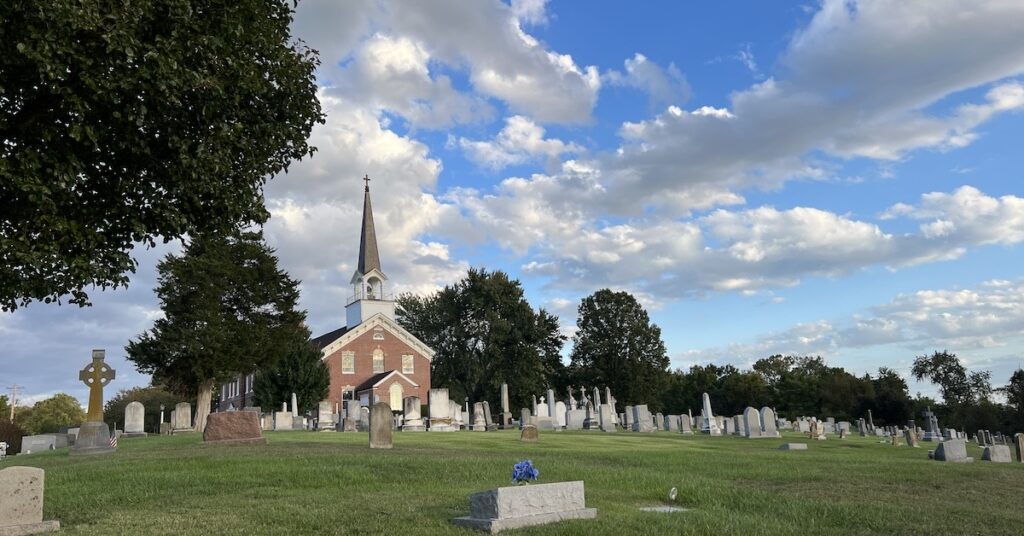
[345, 175, 396, 329]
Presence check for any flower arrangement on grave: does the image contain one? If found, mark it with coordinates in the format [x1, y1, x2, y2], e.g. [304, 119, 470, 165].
[511, 459, 540, 485]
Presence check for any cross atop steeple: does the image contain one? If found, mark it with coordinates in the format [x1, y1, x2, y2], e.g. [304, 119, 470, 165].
[363, 174, 371, 192]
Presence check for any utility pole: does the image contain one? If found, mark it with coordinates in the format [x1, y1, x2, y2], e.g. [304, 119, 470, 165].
[6, 384, 22, 422]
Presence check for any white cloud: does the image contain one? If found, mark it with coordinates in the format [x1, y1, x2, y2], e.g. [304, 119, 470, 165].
[511, 0, 550, 26]
[605, 53, 692, 107]
[456, 115, 583, 170]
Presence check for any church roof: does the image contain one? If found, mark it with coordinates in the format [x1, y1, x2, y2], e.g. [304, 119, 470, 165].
[312, 326, 349, 350]
[357, 179, 382, 275]
[353, 370, 419, 393]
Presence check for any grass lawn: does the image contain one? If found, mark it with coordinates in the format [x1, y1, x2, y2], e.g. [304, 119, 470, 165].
[3, 429, 1022, 535]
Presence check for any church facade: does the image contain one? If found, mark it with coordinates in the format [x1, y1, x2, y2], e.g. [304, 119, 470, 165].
[217, 179, 434, 413]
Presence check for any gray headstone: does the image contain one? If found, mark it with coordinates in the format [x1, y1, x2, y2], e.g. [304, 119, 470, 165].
[933, 439, 973, 462]
[124, 401, 145, 435]
[369, 402, 393, 449]
[402, 396, 425, 431]
[599, 404, 616, 432]
[743, 407, 762, 438]
[472, 402, 486, 431]
[631, 405, 655, 432]
[565, 409, 586, 430]
[172, 402, 192, 431]
[555, 401, 567, 428]
[429, 389, 454, 431]
[520, 425, 539, 442]
[779, 443, 808, 450]
[982, 445, 1012, 463]
[761, 407, 780, 437]
[700, 393, 721, 435]
[0, 467, 60, 533]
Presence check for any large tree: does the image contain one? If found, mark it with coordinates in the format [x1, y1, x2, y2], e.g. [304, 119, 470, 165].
[126, 230, 307, 432]
[569, 289, 669, 412]
[16, 393, 85, 435]
[252, 332, 329, 415]
[911, 351, 989, 405]
[1, 0, 323, 311]
[397, 268, 566, 411]
[103, 385, 184, 434]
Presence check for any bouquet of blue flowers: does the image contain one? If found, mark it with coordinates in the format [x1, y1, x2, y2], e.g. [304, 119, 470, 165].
[511, 459, 540, 484]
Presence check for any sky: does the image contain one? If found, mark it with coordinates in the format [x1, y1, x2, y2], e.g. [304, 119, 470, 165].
[4, 0, 1024, 409]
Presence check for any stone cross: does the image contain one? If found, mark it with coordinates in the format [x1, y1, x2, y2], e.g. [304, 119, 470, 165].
[78, 349, 115, 422]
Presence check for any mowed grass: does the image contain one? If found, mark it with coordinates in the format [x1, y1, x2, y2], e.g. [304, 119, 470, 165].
[4, 429, 1023, 535]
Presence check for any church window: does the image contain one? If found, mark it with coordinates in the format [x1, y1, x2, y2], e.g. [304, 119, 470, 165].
[342, 351, 355, 374]
[373, 348, 385, 373]
[402, 354, 414, 374]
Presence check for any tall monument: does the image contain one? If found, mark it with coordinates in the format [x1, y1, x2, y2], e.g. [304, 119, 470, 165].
[700, 392, 722, 436]
[71, 349, 116, 455]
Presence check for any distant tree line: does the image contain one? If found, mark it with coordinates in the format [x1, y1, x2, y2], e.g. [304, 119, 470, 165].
[399, 270, 1024, 435]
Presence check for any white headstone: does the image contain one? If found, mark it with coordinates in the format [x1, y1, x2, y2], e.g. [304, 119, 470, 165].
[124, 401, 145, 434]
[701, 393, 721, 435]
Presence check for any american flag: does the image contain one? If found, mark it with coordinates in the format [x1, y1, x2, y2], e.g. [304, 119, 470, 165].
[109, 434, 118, 448]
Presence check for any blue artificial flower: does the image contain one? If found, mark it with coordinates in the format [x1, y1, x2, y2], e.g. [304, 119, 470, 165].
[511, 459, 540, 484]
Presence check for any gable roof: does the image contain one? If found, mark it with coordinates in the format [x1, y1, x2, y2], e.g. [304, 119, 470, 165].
[353, 370, 419, 393]
[312, 326, 349, 350]
[319, 313, 436, 361]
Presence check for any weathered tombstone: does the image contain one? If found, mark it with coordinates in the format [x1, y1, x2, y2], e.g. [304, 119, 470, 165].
[554, 402, 568, 428]
[369, 402, 393, 449]
[317, 400, 336, 431]
[452, 480, 596, 533]
[342, 400, 360, 432]
[482, 401, 494, 428]
[680, 416, 693, 434]
[779, 443, 808, 451]
[520, 425, 539, 443]
[733, 415, 744, 436]
[535, 416, 555, 431]
[976, 429, 986, 446]
[1015, 433, 1024, 463]
[21, 435, 60, 454]
[290, 393, 298, 417]
[71, 349, 117, 455]
[797, 420, 810, 433]
[654, 413, 663, 431]
[124, 401, 146, 437]
[203, 411, 266, 445]
[273, 410, 293, 431]
[261, 414, 274, 430]
[723, 417, 735, 435]
[599, 405, 616, 432]
[631, 405, 655, 432]
[982, 445, 1012, 463]
[761, 407, 780, 437]
[500, 383, 513, 428]
[565, 409, 586, 430]
[172, 402, 193, 434]
[520, 408, 532, 429]
[933, 439, 973, 462]
[665, 415, 680, 431]
[402, 396, 425, 431]
[743, 407, 762, 438]
[429, 389, 454, 431]
[0, 467, 60, 534]
[472, 403, 487, 431]
[450, 400, 465, 430]
[546, 388, 556, 417]
[920, 407, 943, 441]
[700, 393, 721, 435]
[904, 429, 919, 448]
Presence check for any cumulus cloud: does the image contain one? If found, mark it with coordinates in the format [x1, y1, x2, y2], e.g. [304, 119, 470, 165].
[455, 115, 583, 170]
[605, 53, 692, 107]
[682, 278, 1024, 370]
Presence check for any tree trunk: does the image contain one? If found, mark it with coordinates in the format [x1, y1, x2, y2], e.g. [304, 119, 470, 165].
[194, 378, 215, 432]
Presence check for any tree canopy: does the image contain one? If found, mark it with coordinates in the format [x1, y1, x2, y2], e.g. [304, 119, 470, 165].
[252, 331, 330, 415]
[125, 230, 308, 431]
[15, 393, 85, 435]
[104, 385, 185, 434]
[397, 268, 566, 411]
[569, 289, 669, 412]
[0, 0, 324, 311]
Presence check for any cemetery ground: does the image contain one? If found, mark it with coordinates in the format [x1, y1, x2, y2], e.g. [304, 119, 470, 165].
[4, 430, 1023, 535]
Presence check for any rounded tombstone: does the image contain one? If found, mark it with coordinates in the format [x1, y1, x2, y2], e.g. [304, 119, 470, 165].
[369, 402, 393, 449]
[520, 425, 539, 443]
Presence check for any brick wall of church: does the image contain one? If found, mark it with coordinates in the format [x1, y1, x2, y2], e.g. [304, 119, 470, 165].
[322, 325, 431, 404]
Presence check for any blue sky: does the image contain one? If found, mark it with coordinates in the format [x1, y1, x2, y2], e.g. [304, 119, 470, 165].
[4, 0, 1024, 407]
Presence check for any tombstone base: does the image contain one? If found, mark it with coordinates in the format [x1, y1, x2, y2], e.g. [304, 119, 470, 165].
[0, 520, 60, 535]
[402, 425, 426, 432]
[69, 421, 114, 456]
[122, 432, 148, 438]
[453, 509, 597, 534]
[170, 428, 195, 435]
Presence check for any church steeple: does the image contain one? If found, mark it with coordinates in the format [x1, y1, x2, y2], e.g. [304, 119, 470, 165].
[357, 176, 382, 276]
[346, 175, 394, 329]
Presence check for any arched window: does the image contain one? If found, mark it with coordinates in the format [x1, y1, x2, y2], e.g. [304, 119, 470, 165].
[372, 348, 385, 373]
[389, 383, 403, 411]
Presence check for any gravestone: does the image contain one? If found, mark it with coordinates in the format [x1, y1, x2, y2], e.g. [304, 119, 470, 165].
[343, 400, 360, 432]
[472, 403, 487, 431]
[520, 425, 539, 443]
[261, 414, 273, 430]
[429, 389, 454, 431]
[1015, 433, 1024, 463]
[369, 402, 393, 449]
[291, 393, 298, 417]
[857, 418, 866, 437]
[631, 405, 655, 432]
[274, 411, 293, 431]
[700, 393, 721, 435]
[982, 445, 1011, 463]
[743, 407, 762, 438]
[0, 467, 60, 534]
[520, 408, 532, 429]
[761, 407, 780, 437]
[71, 349, 117, 455]
[779, 443, 808, 451]
[665, 415, 680, 431]
[203, 411, 266, 445]
[482, 401, 494, 429]
[599, 405, 616, 432]
[623, 406, 634, 430]
[546, 389, 556, 418]
[124, 401, 146, 437]
[921, 407, 943, 441]
[797, 420, 810, 433]
[933, 439, 973, 462]
[565, 409, 586, 430]
[452, 480, 596, 533]
[172, 402, 193, 434]
[317, 400, 336, 431]
[904, 429, 919, 448]
[500, 383, 512, 428]
[837, 421, 851, 435]
[734, 415, 745, 436]
[452, 401, 466, 430]
[654, 413, 663, 431]
[402, 396, 425, 431]
[723, 417, 735, 435]
[680, 416, 693, 434]
[21, 435, 61, 454]
[554, 402, 568, 428]
[535, 416, 556, 431]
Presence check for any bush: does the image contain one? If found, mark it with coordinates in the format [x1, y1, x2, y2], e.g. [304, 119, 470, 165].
[0, 420, 25, 455]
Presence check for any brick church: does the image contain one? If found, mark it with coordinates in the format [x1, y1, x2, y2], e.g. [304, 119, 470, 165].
[218, 179, 434, 412]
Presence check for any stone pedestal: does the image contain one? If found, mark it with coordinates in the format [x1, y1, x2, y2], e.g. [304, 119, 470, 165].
[69, 421, 114, 456]
[453, 481, 596, 534]
[203, 412, 267, 445]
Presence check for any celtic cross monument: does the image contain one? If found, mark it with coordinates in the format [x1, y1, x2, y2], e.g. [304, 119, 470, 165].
[70, 349, 117, 455]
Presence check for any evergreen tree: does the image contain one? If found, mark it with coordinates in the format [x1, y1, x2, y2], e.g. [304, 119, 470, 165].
[103, 385, 184, 434]
[252, 332, 330, 415]
[126, 230, 307, 432]
[569, 289, 669, 412]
